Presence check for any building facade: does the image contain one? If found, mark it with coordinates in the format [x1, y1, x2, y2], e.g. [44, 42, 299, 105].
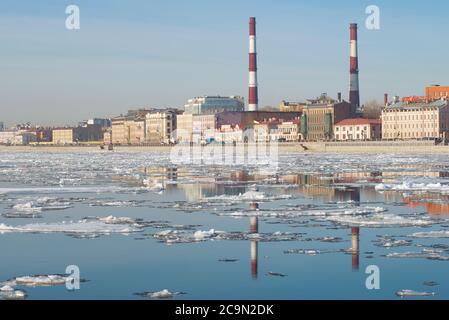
[184, 96, 245, 115]
[426, 85, 449, 101]
[111, 117, 146, 145]
[192, 115, 217, 143]
[52, 128, 74, 144]
[276, 120, 302, 142]
[279, 101, 306, 113]
[0, 131, 37, 145]
[176, 114, 193, 144]
[145, 110, 177, 144]
[334, 118, 382, 141]
[382, 99, 449, 140]
[301, 94, 356, 141]
[52, 125, 103, 144]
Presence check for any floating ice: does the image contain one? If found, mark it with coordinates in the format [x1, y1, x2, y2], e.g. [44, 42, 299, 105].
[14, 275, 68, 287]
[325, 213, 433, 228]
[409, 230, 449, 238]
[396, 290, 435, 297]
[376, 182, 449, 194]
[0, 285, 26, 300]
[136, 289, 187, 299]
[384, 250, 449, 261]
[218, 206, 387, 219]
[204, 190, 291, 203]
[0, 219, 141, 236]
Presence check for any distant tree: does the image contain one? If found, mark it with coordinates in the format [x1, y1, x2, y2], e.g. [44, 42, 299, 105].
[363, 100, 382, 119]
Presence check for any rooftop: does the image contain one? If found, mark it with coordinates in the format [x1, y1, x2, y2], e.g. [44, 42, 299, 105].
[335, 118, 381, 126]
[385, 99, 448, 110]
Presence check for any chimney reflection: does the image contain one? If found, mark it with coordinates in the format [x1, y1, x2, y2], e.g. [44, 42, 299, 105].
[249, 201, 259, 280]
[351, 227, 360, 271]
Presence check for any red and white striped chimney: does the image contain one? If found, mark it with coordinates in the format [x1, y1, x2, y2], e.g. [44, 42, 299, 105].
[248, 17, 258, 112]
[349, 23, 360, 109]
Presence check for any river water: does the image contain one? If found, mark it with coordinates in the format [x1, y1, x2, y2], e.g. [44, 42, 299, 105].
[1, 150, 449, 299]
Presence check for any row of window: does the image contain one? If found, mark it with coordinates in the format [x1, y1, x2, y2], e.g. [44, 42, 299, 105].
[383, 114, 438, 121]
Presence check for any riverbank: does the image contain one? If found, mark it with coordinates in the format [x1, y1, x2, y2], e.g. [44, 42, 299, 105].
[1, 141, 448, 154]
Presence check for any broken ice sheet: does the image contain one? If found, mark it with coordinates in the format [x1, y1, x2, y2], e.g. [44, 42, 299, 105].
[409, 230, 449, 238]
[0, 286, 26, 300]
[325, 213, 434, 228]
[396, 290, 436, 297]
[153, 229, 304, 244]
[216, 206, 387, 219]
[373, 236, 413, 248]
[135, 289, 187, 299]
[384, 249, 449, 261]
[0, 218, 142, 237]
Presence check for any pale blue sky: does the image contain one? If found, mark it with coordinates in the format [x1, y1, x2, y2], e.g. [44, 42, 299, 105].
[0, 0, 448, 126]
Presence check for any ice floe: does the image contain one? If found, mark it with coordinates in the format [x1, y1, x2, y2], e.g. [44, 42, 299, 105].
[324, 213, 433, 228]
[396, 290, 436, 297]
[384, 249, 449, 261]
[409, 230, 449, 238]
[0, 285, 26, 300]
[0, 219, 141, 236]
[136, 289, 187, 299]
[376, 182, 449, 194]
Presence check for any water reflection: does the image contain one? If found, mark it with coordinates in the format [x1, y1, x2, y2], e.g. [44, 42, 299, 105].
[249, 202, 259, 280]
[351, 227, 360, 271]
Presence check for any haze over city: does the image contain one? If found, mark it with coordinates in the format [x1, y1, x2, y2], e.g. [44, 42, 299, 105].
[1, 0, 448, 126]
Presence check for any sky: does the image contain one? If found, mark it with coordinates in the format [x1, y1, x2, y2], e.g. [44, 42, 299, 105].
[0, 0, 448, 126]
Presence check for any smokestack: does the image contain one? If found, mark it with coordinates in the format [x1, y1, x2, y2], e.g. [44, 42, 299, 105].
[337, 92, 342, 102]
[384, 93, 389, 107]
[248, 17, 258, 112]
[349, 23, 360, 110]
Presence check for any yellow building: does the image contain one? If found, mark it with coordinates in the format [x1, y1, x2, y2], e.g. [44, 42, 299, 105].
[52, 128, 74, 144]
[145, 110, 177, 144]
[111, 117, 146, 145]
[279, 101, 306, 112]
[382, 99, 449, 140]
[176, 114, 193, 143]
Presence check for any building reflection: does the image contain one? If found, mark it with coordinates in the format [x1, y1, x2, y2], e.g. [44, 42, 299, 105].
[351, 227, 360, 271]
[249, 202, 259, 280]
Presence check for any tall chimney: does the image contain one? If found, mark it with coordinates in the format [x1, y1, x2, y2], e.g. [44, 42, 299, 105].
[384, 93, 389, 107]
[349, 23, 360, 110]
[248, 17, 258, 112]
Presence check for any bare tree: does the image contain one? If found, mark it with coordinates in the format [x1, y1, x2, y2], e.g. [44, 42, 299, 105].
[363, 100, 382, 119]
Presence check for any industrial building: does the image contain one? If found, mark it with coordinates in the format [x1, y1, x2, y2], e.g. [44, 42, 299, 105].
[184, 96, 245, 115]
[382, 98, 449, 140]
[301, 94, 356, 141]
[334, 118, 382, 141]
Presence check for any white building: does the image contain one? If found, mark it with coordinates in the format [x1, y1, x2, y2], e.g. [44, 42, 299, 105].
[334, 118, 382, 141]
[0, 131, 37, 145]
